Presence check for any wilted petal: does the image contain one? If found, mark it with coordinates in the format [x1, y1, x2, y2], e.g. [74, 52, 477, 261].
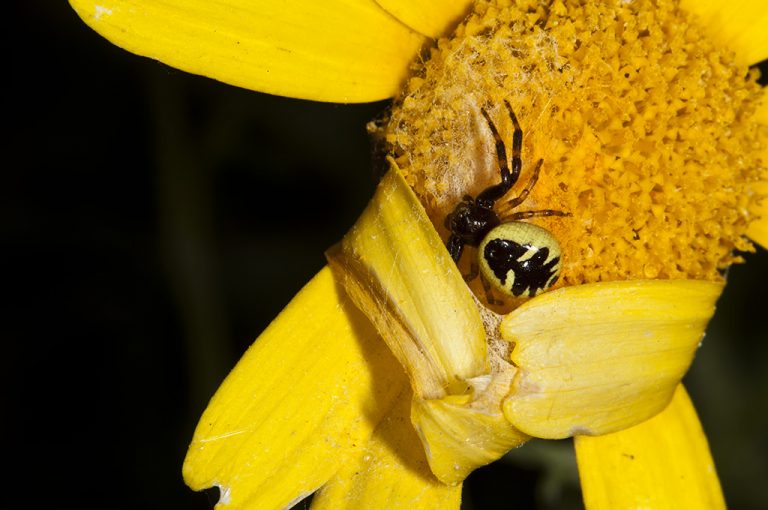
[329, 163, 534, 484]
[411, 374, 529, 485]
[328, 163, 488, 400]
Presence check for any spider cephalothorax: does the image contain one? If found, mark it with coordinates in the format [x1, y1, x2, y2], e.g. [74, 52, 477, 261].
[445, 100, 568, 301]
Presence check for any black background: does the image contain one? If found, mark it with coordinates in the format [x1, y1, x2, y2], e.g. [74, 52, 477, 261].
[6, 3, 767, 509]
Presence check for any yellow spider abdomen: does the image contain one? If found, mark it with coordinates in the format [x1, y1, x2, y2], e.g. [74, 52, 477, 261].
[478, 222, 563, 298]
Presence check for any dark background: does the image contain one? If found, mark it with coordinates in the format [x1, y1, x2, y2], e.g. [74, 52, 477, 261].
[6, 3, 767, 509]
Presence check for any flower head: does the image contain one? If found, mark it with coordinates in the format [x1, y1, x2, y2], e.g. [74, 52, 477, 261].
[386, 0, 765, 287]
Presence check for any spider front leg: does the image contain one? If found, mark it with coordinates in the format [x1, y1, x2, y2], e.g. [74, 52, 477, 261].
[505, 99, 524, 185]
[446, 234, 464, 263]
[476, 101, 524, 207]
[449, 242, 480, 283]
[446, 241, 483, 285]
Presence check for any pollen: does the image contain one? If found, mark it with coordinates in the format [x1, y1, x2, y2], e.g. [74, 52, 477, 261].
[379, 0, 767, 287]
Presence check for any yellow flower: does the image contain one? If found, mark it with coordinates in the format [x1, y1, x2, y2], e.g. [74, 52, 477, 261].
[70, 0, 767, 508]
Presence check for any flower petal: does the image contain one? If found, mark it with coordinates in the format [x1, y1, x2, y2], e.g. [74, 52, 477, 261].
[412, 385, 529, 485]
[500, 279, 723, 439]
[183, 267, 406, 509]
[574, 385, 725, 509]
[327, 163, 488, 399]
[311, 395, 462, 509]
[681, 0, 768, 66]
[374, 0, 473, 38]
[328, 164, 523, 484]
[69, 0, 426, 102]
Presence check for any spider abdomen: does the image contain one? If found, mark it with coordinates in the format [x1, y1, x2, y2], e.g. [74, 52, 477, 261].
[478, 222, 562, 297]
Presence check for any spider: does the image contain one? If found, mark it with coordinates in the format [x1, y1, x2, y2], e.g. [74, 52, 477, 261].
[444, 100, 569, 301]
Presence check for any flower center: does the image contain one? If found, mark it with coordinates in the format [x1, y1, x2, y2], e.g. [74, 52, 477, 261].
[379, 0, 766, 290]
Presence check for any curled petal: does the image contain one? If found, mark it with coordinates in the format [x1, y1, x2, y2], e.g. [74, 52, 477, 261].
[681, 0, 768, 66]
[575, 385, 726, 509]
[329, 164, 531, 484]
[374, 0, 473, 38]
[183, 267, 406, 509]
[328, 163, 488, 399]
[69, 0, 425, 102]
[312, 394, 462, 510]
[500, 279, 723, 439]
[411, 376, 529, 485]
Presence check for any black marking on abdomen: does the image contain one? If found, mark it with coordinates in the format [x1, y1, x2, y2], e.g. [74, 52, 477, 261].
[484, 239, 560, 297]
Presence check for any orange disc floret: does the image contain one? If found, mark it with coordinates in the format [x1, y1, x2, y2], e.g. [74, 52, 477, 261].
[381, 0, 767, 289]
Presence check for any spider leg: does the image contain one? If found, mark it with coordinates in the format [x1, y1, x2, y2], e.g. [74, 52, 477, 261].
[464, 259, 479, 283]
[503, 209, 572, 221]
[446, 234, 465, 263]
[505, 99, 523, 186]
[503, 158, 544, 210]
[477, 104, 519, 206]
[480, 273, 504, 306]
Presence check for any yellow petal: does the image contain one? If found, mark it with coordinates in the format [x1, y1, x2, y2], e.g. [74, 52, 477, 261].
[69, 0, 425, 102]
[328, 163, 525, 483]
[500, 279, 723, 439]
[312, 394, 462, 510]
[681, 0, 768, 66]
[327, 163, 487, 399]
[183, 267, 406, 509]
[575, 385, 726, 510]
[412, 381, 529, 485]
[374, 0, 473, 38]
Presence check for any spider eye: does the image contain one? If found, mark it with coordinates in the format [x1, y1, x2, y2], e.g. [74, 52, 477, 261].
[478, 222, 563, 298]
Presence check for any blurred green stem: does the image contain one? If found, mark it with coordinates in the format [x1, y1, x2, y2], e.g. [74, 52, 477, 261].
[149, 69, 232, 414]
